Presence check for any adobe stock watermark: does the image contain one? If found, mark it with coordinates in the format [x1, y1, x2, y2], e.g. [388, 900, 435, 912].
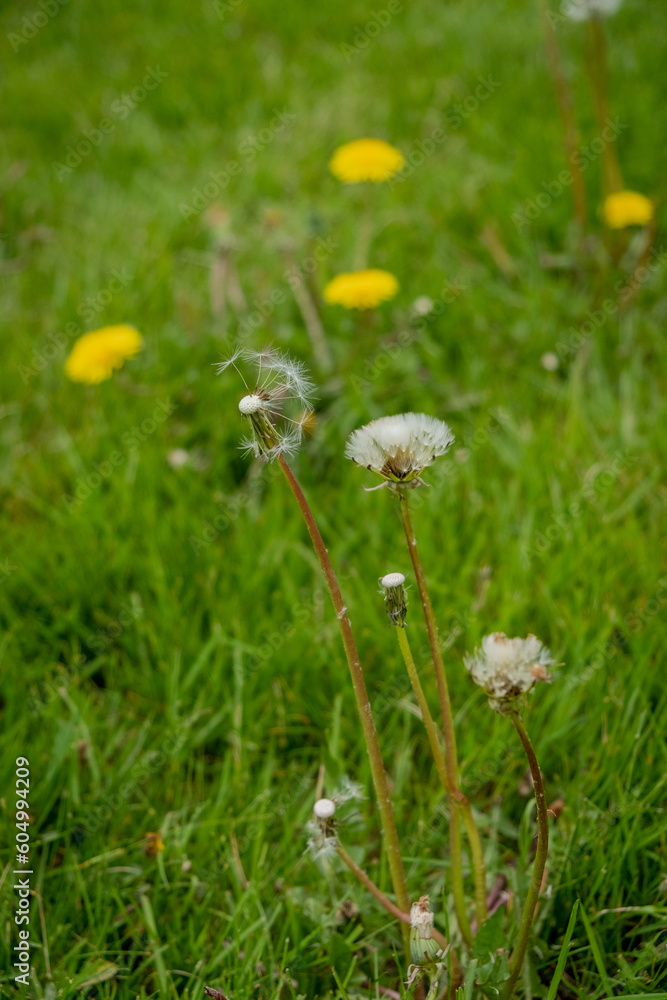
[556, 247, 666, 362]
[18, 268, 135, 384]
[179, 109, 296, 220]
[7, 0, 68, 52]
[512, 117, 627, 230]
[521, 451, 637, 565]
[52, 67, 169, 180]
[388, 75, 501, 187]
[236, 235, 339, 342]
[62, 398, 176, 514]
[339, 1, 403, 62]
[213, 0, 243, 21]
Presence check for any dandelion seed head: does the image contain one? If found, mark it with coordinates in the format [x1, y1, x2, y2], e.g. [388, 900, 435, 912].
[381, 572, 406, 589]
[239, 393, 265, 414]
[465, 632, 554, 711]
[314, 798, 336, 819]
[346, 412, 454, 487]
[217, 346, 315, 461]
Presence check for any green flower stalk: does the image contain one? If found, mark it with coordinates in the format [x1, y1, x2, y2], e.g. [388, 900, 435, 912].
[346, 413, 488, 933]
[380, 573, 473, 948]
[464, 631, 554, 996]
[218, 349, 411, 958]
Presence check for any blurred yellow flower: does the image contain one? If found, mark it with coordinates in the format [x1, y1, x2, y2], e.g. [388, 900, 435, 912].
[65, 324, 143, 384]
[602, 190, 654, 229]
[329, 139, 404, 183]
[324, 269, 399, 309]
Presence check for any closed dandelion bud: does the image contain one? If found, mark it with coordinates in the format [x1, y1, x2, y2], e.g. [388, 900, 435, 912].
[410, 896, 440, 965]
[380, 572, 408, 626]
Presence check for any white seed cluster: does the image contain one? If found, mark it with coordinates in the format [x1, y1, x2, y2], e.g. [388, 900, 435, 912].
[381, 572, 406, 589]
[464, 632, 553, 708]
[217, 346, 316, 460]
[314, 798, 336, 819]
[345, 413, 454, 485]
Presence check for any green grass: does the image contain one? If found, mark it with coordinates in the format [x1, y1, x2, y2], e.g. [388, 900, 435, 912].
[1, 0, 666, 996]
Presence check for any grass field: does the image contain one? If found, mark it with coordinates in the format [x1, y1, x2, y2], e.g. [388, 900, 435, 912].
[1, 0, 666, 997]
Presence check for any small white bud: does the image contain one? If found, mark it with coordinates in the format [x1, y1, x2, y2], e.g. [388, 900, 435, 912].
[314, 798, 336, 819]
[381, 572, 406, 588]
[239, 394, 264, 414]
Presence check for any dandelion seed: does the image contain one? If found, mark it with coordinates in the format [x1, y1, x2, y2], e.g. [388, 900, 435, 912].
[305, 819, 338, 861]
[409, 896, 441, 965]
[601, 190, 654, 229]
[64, 324, 143, 384]
[541, 352, 559, 371]
[324, 269, 399, 310]
[346, 413, 454, 490]
[411, 295, 434, 318]
[464, 632, 554, 712]
[329, 138, 405, 183]
[333, 776, 365, 804]
[216, 346, 315, 461]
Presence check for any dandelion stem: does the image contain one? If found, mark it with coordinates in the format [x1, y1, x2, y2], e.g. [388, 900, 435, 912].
[335, 844, 449, 953]
[586, 15, 623, 194]
[395, 625, 473, 948]
[353, 184, 375, 271]
[277, 455, 411, 958]
[399, 495, 487, 932]
[541, 2, 587, 228]
[502, 711, 549, 1000]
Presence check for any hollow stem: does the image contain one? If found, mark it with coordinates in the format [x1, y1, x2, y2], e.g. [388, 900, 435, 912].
[399, 494, 487, 930]
[277, 455, 410, 957]
[395, 625, 473, 947]
[541, 2, 587, 228]
[335, 844, 449, 953]
[502, 711, 549, 1000]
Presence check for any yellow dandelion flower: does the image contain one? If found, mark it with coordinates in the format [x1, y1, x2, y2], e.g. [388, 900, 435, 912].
[65, 324, 143, 385]
[324, 269, 399, 310]
[602, 190, 654, 229]
[329, 139, 405, 183]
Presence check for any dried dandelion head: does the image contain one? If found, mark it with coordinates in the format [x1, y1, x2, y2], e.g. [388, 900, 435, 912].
[216, 346, 315, 461]
[464, 632, 554, 712]
[346, 413, 454, 490]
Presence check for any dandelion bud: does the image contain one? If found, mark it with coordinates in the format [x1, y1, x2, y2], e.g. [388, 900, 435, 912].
[409, 896, 440, 965]
[380, 572, 408, 626]
[313, 798, 336, 819]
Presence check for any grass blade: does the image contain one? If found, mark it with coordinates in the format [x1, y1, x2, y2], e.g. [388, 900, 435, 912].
[545, 899, 579, 1000]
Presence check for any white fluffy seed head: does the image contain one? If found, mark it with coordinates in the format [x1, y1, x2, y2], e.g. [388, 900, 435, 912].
[381, 572, 406, 588]
[217, 345, 316, 462]
[238, 393, 265, 414]
[314, 798, 336, 819]
[464, 632, 553, 709]
[346, 412, 454, 485]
